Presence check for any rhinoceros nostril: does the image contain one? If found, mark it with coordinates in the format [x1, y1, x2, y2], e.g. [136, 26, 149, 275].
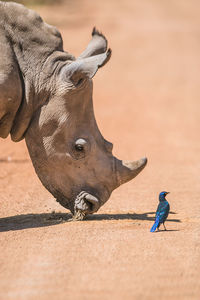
[84, 193, 99, 212]
[73, 191, 100, 220]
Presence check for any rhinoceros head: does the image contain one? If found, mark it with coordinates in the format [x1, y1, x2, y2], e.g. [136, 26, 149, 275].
[25, 28, 147, 217]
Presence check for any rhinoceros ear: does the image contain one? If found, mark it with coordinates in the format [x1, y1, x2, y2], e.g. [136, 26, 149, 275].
[62, 49, 111, 85]
[78, 27, 108, 59]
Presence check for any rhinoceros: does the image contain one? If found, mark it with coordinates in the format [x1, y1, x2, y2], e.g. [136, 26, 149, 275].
[0, 1, 147, 218]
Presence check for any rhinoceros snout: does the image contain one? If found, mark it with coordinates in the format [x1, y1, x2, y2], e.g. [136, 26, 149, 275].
[74, 191, 100, 217]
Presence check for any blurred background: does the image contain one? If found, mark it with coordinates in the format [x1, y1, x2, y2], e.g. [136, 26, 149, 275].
[1, 0, 200, 299]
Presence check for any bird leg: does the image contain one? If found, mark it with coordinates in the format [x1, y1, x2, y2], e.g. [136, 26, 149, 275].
[163, 223, 167, 231]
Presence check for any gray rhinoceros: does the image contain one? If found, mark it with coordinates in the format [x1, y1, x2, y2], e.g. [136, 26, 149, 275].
[0, 1, 147, 218]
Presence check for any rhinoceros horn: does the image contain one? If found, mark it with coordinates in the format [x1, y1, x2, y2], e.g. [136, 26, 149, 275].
[116, 158, 147, 186]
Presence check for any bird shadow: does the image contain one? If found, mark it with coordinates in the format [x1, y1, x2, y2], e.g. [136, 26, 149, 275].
[154, 229, 180, 233]
[0, 211, 181, 232]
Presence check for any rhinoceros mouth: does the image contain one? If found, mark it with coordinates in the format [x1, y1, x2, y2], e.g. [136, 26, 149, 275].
[74, 191, 100, 218]
[53, 186, 109, 220]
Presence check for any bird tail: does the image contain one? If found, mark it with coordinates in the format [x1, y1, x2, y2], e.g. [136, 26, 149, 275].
[150, 216, 160, 232]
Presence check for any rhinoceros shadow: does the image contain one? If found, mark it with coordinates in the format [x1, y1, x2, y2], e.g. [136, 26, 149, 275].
[0, 211, 180, 232]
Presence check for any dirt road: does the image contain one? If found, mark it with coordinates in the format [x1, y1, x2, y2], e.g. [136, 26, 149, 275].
[0, 0, 199, 299]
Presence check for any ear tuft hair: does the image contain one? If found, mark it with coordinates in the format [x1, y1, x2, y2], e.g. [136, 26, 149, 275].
[92, 27, 108, 49]
[92, 27, 107, 41]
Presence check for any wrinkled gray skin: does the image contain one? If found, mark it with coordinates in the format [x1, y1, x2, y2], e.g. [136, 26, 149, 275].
[0, 1, 147, 216]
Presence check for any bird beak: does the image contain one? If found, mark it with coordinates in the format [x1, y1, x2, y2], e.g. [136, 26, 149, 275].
[165, 192, 170, 194]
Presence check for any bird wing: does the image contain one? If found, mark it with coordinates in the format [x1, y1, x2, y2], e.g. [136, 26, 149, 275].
[156, 201, 170, 224]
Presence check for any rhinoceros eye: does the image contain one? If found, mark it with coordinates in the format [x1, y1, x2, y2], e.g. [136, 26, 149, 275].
[75, 138, 87, 150]
[75, 144, 84, 151]
[72, 138, 88, 159]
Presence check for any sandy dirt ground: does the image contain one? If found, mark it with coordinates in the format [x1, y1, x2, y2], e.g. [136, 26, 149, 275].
[0, 0, 200, 299]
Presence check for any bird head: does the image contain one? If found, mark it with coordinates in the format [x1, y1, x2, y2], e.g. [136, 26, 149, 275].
[159, 191, 169, 201]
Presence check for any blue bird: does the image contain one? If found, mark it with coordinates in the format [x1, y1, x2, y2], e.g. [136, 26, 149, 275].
[150, 191, 170, 232]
